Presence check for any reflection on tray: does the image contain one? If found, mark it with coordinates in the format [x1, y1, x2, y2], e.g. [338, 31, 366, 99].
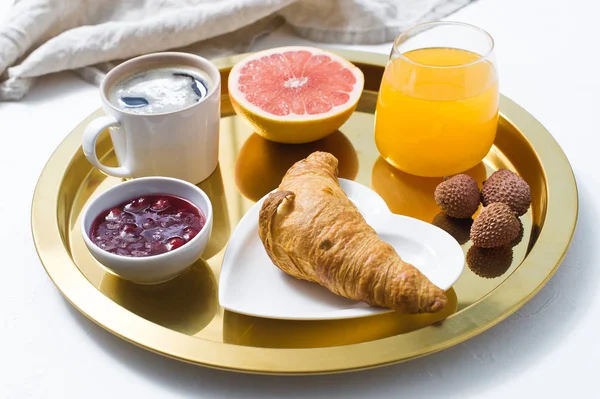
[431, 212, 473, 245]
[222, 289, 457, 349]
[371, 157, 487, 223]
[99, 259, 218, 335]
[466, 246, 513, 279]
[196, 165, 230, 259]
[235, 131, 359, 202]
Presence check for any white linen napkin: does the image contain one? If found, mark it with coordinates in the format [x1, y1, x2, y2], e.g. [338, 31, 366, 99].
[0, 0, 475, 100]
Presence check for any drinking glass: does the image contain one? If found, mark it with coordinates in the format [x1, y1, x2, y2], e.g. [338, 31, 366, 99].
[374, 22, 499, 177]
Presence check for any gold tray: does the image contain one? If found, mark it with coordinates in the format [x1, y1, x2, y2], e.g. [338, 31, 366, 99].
[31, 50, 577, 375]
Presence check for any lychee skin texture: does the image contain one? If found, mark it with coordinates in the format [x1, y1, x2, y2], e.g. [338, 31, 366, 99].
[434, 174, 480, 219]
[481, 169, 531, 216]
[470, 203, 521, 248]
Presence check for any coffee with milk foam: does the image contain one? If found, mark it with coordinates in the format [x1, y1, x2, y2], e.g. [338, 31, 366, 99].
[108, 66, 211, 114]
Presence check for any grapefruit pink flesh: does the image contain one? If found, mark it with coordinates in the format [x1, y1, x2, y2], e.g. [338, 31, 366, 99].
[236, 50, 358, 117]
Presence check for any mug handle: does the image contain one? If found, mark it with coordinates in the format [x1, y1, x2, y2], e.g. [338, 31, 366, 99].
[82, 115, 131, 178]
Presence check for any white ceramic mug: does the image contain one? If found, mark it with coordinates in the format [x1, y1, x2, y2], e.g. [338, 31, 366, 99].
[82, 52, 221, 184]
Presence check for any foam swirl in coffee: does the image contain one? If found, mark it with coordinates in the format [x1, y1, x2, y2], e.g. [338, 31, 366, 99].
[108, 66, 211, 114]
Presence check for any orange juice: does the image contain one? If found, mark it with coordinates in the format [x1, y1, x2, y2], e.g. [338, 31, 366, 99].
[375, 47, 499, 177]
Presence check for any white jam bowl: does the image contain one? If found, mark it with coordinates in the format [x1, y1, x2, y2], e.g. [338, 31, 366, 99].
[80, 177, 213, 284]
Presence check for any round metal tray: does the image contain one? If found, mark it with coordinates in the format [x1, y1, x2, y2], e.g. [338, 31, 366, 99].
[31, 50, 577, 374]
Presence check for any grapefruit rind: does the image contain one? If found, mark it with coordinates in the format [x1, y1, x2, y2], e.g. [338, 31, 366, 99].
[228, 46, 364, 144]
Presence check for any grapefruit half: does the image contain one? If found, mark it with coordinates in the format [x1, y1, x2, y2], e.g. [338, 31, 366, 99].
[228, 46, 365, 144]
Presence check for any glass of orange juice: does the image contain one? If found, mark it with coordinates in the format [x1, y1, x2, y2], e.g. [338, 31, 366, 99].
[375, 22, 499, 177]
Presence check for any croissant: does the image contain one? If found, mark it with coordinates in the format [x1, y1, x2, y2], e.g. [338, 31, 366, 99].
[258, 151, 447, 314]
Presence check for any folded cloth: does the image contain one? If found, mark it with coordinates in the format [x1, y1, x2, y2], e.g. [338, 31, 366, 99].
[0, 0, 475, 100]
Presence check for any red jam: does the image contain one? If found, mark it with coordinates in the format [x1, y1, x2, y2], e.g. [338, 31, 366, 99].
[90, 194, 205, 257]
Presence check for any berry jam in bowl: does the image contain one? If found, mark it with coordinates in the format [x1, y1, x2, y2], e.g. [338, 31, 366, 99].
[81, 177, 213, 284]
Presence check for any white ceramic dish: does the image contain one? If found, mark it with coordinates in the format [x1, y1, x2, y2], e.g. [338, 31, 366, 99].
[81, 176, 213, 284]
[219, 179, 464, 320]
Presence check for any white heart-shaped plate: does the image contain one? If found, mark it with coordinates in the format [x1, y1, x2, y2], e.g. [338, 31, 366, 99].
[219, 179, 465, 320]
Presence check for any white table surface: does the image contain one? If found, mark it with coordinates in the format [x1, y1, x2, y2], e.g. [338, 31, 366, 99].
[1, 0, 598, 397]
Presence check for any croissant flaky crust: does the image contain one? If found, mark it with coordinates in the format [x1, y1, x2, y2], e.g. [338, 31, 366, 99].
[258, 151, 447, 314]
